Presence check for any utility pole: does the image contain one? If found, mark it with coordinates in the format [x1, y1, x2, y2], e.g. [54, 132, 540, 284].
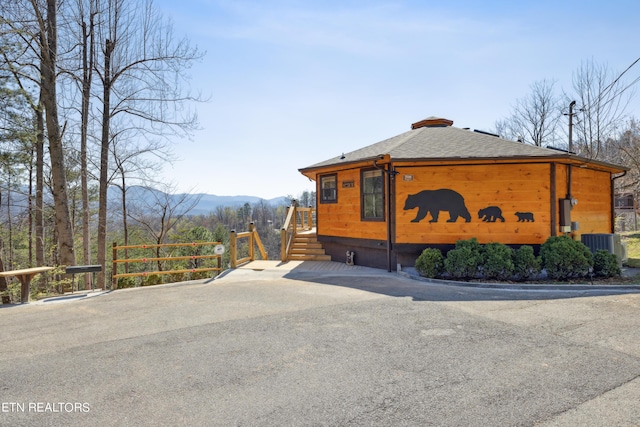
[568, 100, 576, 153]
[566, 101, 577, 201]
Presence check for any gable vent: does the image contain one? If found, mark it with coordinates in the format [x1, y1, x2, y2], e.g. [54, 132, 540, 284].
[411, 117, 454, 129]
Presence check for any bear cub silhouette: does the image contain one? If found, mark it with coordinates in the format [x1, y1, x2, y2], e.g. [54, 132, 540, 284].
[404, 189, 471, 223]
[515, 212, 535, 222]
[478, 206, 504, 222]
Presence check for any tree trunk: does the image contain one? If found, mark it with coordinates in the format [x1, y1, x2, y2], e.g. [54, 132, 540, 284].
[96, 38, 114, 289]
[35, 100, 45, 267]
[120, 176, 130, 275]
[39, 0, 76, 267]
[7, 174, 13, 269]
[80, 14, 95, 289]
[0, 256, 6, 291]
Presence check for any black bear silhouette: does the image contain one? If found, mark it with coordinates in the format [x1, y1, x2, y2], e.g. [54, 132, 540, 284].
[478, 206, 505, 222]
[515, 212, 535, 222]
[404, 189, 471, 223]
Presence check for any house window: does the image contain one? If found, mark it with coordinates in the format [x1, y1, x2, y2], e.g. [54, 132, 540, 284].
[320, 174, 337, 203]
[361, 169, 384, 220]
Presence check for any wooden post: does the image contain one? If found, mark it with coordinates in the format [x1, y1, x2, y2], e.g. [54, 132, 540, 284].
[112, 242, 118, 290]
[281, 225, 287, 262]
[230, 230, 237, 268]
[249, 222, 255, 261]
[292, 200, 298, 232]
[253, 226, 268, 260]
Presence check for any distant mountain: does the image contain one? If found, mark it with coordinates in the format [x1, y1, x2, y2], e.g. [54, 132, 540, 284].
[187, 193, 289, 215]
[107, 186, 289, 216]
[1, 186, 289, 217]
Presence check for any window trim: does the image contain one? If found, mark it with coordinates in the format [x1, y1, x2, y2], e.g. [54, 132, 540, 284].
[319, 173, 338, 204]
[360, 168, 385, 221]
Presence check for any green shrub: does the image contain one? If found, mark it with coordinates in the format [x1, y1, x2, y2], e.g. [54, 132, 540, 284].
[169, 270, 187, 283]
[482, 242, 515, 280]
[540, 236, 593, 280]
[117, 276, 137, 289]
[415, 248, 444, 278]
[141, 274, 162, 286]
[190, 271, 207, 280]
[513, 245, 541, 280]
[444, 238, 483, 279]
[593, 249, 621, 278]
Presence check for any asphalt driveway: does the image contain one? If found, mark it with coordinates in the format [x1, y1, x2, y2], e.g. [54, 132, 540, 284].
[1, 261, 639, 426]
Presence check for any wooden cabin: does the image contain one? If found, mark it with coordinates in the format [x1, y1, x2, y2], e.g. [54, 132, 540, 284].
[298, 116, 628, 271]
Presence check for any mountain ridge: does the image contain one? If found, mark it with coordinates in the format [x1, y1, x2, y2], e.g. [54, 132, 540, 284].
[109, 186, 290, 216]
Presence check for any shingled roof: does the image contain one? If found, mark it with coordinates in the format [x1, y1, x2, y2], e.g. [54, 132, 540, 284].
[299, 117, 626, 173]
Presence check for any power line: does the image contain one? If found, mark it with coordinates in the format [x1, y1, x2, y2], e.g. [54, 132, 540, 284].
[583, 56, 640, 113]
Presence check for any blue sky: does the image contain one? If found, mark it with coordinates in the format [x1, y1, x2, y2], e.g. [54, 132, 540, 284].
[154, 0, 640, 199]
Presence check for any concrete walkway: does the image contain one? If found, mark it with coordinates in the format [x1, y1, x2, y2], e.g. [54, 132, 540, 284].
[236, 260, 383, 273]
[236, 260, 640, 291]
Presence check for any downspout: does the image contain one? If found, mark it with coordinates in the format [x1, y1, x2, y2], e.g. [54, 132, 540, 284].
[550, 163, 557, 236]
[373, 155, 396, 272]
[611, 171, 627, 233]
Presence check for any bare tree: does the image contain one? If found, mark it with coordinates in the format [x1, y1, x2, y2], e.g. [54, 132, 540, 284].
[568, 59, 634, 160]
[64, 0, 99, 288]
[35, 0, 77, 266]
[614, 119, 640, 194]
[1, 9, 52, 268]
[1, 0, 77, 267]
[126, 184, 200, 272]
[108, 128, 175, 274]
[495, 79, 562, 147]
[93, 0, 202, 288]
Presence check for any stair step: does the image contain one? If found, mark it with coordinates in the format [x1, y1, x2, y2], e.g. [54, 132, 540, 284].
[293, 237, 318, 243]
[292, 242, 323, 249]
[291, 248, 327, 255]
[287, 231, 330, 262]
[289, 254, 332, 261]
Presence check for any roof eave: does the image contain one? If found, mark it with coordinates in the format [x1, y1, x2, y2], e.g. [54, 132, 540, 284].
[301, 154, 627, 179]
[299, 154, 391, 179]
[393, 154, 626, 172]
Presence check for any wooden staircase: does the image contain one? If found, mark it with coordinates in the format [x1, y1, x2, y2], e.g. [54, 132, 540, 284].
[288, 232, 331, 261]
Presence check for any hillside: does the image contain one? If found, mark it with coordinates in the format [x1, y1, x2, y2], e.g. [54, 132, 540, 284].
[0, 186, 290, 217]
[186, 193, 289, 215]
[109, 186, 290, 215]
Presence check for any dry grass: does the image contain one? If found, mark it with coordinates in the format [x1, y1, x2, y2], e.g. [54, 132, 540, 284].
[621, 232, 640, 267]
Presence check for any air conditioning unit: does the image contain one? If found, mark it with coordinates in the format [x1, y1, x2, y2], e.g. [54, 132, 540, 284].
[581, 233, 627, 266]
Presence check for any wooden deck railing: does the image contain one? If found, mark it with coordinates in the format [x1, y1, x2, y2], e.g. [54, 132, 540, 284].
[280, 202, 316, 261]
[112, 241, 223, 289]
[229, 222, 268, 267]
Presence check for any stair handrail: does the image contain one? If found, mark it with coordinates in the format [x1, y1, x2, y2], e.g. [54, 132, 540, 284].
[280, 201, 298, 261]
[280, 201, 318, 261]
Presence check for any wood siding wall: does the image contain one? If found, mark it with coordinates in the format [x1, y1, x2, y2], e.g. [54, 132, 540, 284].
[316, 162, 614, 247]
[567, 166, 613, 236]
[316, 168, 387, 241]
[395, 163, 551, 245]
